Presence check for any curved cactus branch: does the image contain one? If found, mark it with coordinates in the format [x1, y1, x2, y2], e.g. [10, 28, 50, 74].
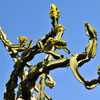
[70, 54, 100, 89]
[69, 30, 99, 89]
[70, 54, 89, 85]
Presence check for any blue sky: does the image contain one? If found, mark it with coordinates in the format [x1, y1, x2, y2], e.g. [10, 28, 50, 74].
[0, 0, 100, 100]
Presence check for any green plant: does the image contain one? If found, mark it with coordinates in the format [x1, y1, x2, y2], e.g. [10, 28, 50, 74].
[0, 4, 100, 100]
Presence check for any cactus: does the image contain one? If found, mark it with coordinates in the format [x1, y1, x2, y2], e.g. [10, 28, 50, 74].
[0, 4, 100, 100]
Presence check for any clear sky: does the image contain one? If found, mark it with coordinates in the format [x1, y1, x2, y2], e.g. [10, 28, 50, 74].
[0, 0, 100, 100]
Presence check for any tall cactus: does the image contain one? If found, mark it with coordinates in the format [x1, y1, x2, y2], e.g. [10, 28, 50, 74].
[0, 4, 100, 100]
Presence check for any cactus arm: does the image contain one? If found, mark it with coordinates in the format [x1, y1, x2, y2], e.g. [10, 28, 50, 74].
[0, 28, 33, 52]
[37, 74, 46, 100]
[70, 54, 100, 89]
[84, 21, 97, 38]
[85, 37, 97, 58]
[45, 74, 56, 88]
[70, 54, 88, 85]
[69, 23, 98, 89]
[49, 4, 60, 35]
[0, 27, 20, 62]
[36, 4, 61, 50]
[35, 83, 52, 100]
[38, 25, 70, 60]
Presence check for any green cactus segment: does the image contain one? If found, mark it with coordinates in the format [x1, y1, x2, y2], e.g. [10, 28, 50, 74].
[17, 36, 28, 47]
[85, 38, 97, 58]
[37, 74, 46, 100]
[35, 83, 52, 100]
[84, 21, 97, 38]
[45, 74, 56, 89]
[0, 27, 20, 62]
[0, 28, 33, 52]
[49, 4, 60, 21]
[49, 4, 60, 35]
[54, 40, 67, 49]
[97, 64, 100, 76]
[26, 39, 33, 48]
[90, 38, 97, 58]
[45, 81, 55, 88]
[70, 54, 88, 85]
[85, 39, 93, 55]
[70, 53, 100, 89]
[64, 48, 70, 54]
[43, 37, 67, 51]
[43, 38, 54, 51]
